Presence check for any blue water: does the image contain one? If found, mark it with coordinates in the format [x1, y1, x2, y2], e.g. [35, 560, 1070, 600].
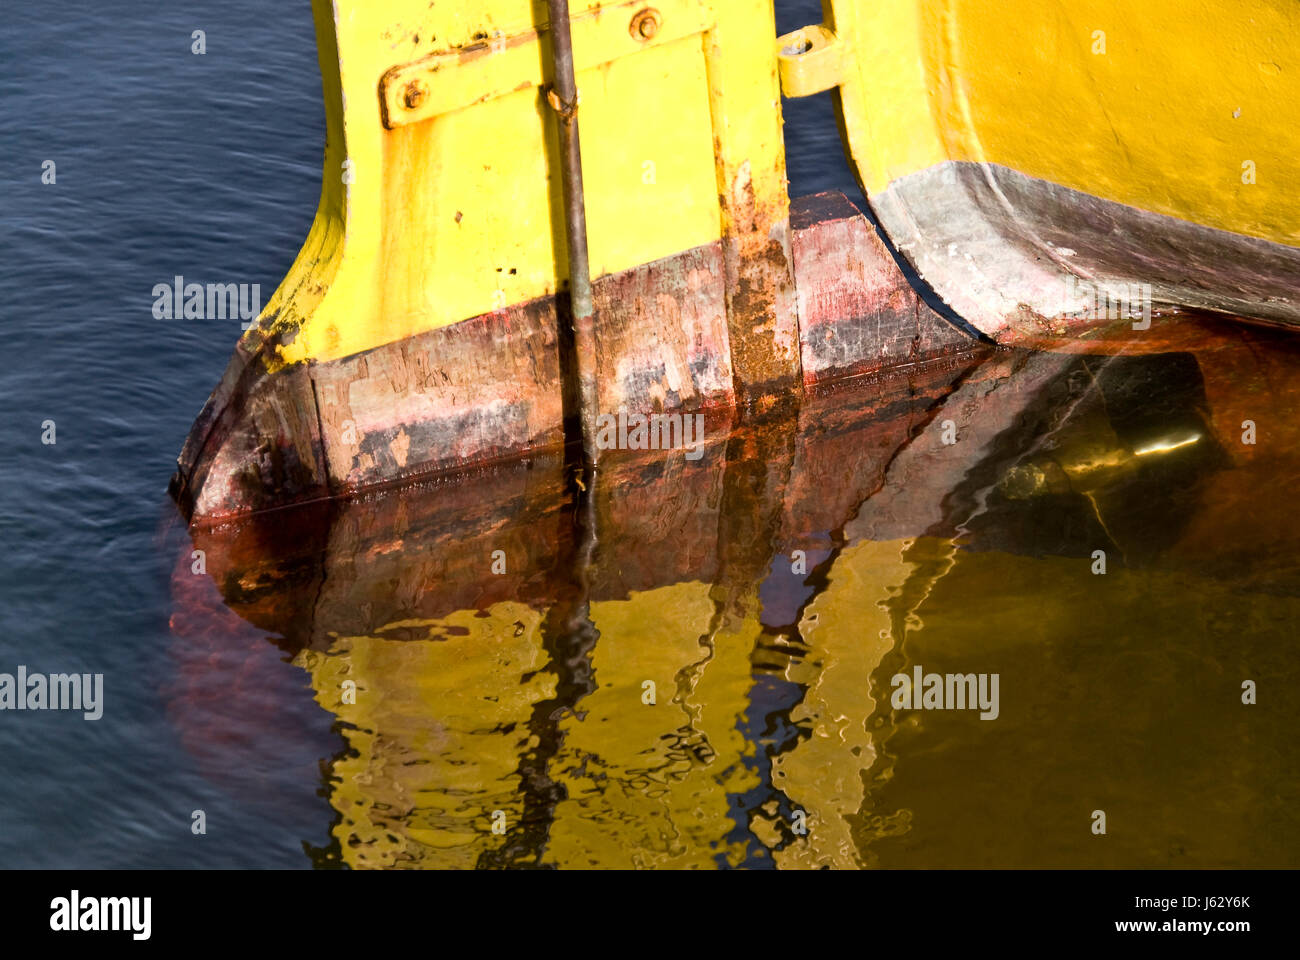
[0, 1, 855, 867]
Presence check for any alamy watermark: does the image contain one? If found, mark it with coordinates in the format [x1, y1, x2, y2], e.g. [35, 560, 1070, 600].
[890, 665, 999, 720]
[594, 407, 706, 460]
[0, 666, 103, 720]
[50, 891, 150, 940]
[152, 275, 261, 329]
[1062, 275, 1152, 330]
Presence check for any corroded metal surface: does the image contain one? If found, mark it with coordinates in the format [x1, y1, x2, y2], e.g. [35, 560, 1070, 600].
[177, 318, 1300, 642]
[790, 191, 981, 386]
[178, 359, 986, 650]
[170, 348, 330, 519]
[701, 5, 803, 406]
[544, 0, 601, 465]
[716, 175, 803, 406]
[310, 296, 569, 495]
[173, 191, 979, 521]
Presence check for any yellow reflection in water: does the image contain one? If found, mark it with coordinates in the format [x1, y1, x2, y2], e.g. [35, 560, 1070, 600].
[294, 602, 553, 869]
[771, 539, 914, 868]
[548, 582, 760, 868]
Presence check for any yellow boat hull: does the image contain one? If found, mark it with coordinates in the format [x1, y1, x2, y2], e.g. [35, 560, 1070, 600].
[782, 0, 1300, 340]
[172, 0, 1300, 520]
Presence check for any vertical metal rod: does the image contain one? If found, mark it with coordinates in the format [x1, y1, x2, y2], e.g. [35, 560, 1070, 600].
[547, 0, 601, 644]
[546, 0, 601, 468]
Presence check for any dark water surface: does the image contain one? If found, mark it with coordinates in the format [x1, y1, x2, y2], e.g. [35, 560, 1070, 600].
[2, 3, 1297, 868]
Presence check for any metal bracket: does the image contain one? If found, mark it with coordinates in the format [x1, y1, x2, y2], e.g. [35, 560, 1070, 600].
[776, 23, 847, 98]
[380, 0, 714, 129]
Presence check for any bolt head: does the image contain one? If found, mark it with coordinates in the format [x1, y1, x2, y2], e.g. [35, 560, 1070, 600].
[630, 9, 662, 41]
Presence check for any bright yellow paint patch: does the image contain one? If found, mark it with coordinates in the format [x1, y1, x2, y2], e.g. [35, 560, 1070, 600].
[832, 0, 1300, 246]
[249, 0, 789, 368]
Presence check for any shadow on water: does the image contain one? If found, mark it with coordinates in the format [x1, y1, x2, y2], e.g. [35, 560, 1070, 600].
[167, 317, 1300, 868]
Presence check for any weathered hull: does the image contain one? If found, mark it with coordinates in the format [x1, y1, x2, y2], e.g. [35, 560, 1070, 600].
[167, 319, 1300, 864]
[171, 192, 978, 520]
[172, 0, 991, 521]
[872, 162, 1300, 342]
[174, 0, 1300, 520]
[783, 0, 1300, 342]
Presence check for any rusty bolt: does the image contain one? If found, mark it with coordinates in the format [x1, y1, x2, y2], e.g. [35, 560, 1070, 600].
[630, 8, 662, 41]
[403, 81, 426, 110]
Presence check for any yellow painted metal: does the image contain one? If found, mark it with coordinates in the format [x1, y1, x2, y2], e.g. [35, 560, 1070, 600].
[252, 0, 790, 369]
[792, 0, 1300, 246]
[775, 23, 846, 98]
[380, 0, 714, 129]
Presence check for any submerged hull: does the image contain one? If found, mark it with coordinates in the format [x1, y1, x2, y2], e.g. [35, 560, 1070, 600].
[168, 321, 1300, 865]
